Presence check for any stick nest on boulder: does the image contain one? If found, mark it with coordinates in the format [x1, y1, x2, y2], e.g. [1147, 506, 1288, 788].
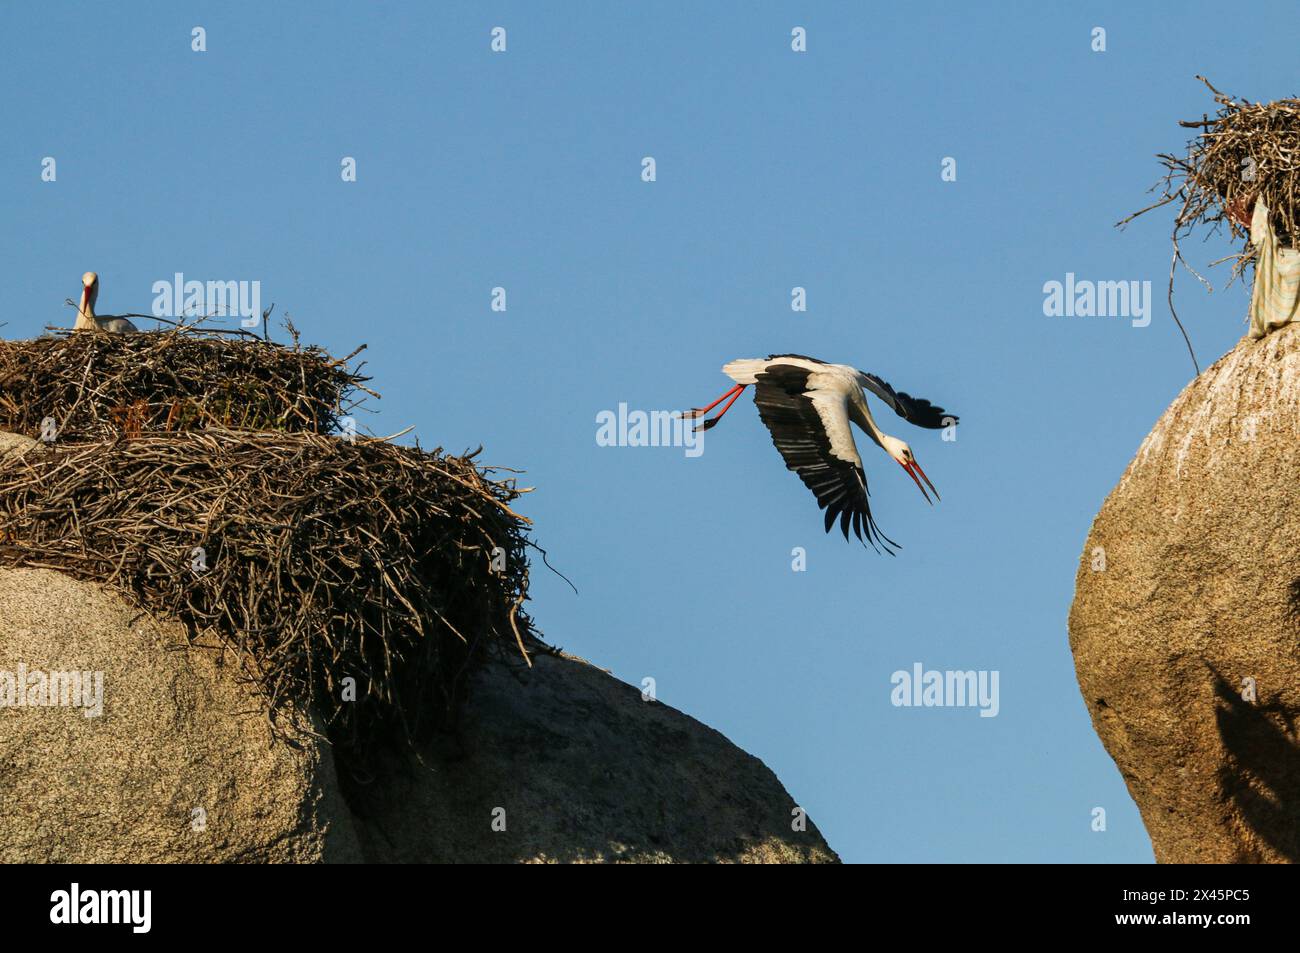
[1118, 76, 1300, 372]
[0, 324, 371, 440]
[1123, 76, 1300, 269]
[0, 327, 539, 761]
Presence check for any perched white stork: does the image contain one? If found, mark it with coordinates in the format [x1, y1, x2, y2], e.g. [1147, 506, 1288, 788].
[682, 354, 958, 553]
[74, 272, 138, 333]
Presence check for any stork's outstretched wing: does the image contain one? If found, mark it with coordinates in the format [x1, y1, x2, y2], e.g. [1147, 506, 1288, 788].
[858, 372, 958, 430]
[752, 363, 898, 553]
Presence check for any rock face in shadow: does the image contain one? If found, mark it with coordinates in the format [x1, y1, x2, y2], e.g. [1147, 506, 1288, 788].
[0, 565, 835, 863]
[351, 651, 838, 863]
[1069, 325, 1300, 863]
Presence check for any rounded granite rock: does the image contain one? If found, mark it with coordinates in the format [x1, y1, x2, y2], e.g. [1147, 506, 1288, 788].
[1070, 325, 1300, 863]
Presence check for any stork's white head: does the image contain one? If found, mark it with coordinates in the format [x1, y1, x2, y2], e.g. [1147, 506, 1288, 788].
[79, 271, 99, 316]
[880, 434, 939, 504]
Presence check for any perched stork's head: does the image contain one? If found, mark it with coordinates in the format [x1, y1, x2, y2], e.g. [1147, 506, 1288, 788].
[880, 434, 939, 504]
[79, 271, 99, 313]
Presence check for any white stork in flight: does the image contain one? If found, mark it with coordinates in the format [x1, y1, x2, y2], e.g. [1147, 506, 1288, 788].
[682, 354, 957, 554]
[75, 272, 138, 333]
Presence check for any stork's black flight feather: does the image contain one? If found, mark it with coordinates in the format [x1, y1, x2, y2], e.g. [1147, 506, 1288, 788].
[752, 364, 899, 553]
[857, 372, 958, 430]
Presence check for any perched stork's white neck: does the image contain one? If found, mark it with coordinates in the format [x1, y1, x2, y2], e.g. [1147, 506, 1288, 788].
[76, 271, 99, 330]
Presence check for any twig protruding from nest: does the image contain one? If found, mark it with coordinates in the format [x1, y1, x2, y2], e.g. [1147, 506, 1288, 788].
[1117, 76, 1300, 374]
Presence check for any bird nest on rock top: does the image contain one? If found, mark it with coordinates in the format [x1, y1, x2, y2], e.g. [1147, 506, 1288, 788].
[0, 328, 541, 765]
[0, 322, 372, 441]
[0, 430, 539, 756]
[1118, 76, 1300, 371]
[1122, 77, 1300, 257]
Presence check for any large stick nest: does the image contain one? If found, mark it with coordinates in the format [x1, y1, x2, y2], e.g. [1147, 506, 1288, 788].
[1119, 77, 1300, 372]
[0, 324, 373, 440]
[0, 431, 537, 752]
[0, 329, 540, 763]
[1123, 76, 1300, 247]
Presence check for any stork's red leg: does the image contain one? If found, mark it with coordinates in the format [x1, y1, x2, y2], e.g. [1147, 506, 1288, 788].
[695, 384, 746, 431]
[681, 383, 743, 419]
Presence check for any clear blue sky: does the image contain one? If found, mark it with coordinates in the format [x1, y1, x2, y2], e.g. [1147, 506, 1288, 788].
[1, 2, 1282, 862]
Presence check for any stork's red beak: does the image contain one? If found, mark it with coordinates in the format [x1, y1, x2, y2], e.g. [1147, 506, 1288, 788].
[900, 457, 939, 504]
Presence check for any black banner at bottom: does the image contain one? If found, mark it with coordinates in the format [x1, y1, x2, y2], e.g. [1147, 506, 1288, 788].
[0, 862, 1283, 938]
